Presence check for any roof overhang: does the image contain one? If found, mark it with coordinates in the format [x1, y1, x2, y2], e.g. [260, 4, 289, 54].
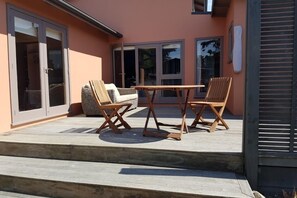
[43, 0, 123, 38]
[212, 0, 231, 17]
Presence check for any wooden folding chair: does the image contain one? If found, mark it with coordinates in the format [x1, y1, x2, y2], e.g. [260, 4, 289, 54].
[89, 80, 132, 133]
[188, 77, 232, 132]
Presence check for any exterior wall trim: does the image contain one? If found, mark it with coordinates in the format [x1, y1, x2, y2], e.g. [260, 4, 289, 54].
[43, 0, 123, 38]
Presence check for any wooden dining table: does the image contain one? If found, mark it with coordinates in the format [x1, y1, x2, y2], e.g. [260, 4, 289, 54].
[134, 85, 204, 140]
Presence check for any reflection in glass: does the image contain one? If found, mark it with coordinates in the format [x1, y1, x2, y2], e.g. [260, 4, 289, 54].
[161, 79, 182, 97]
[162, 44, 181, 74]
[124, 50, 136, 87]
[114, 50, 123, 87]
[138, 48, 156, 85]
[114, 48, 136, 88]
[46, 28, 65, 107]
[196, 39, 221, 93]
[138, 48, 156, 97]
[15, 17, 41, 111]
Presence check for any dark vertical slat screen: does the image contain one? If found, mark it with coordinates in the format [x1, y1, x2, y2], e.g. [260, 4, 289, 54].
[259, 0, 296, 153]
[293, 0, 297, 153]
[294, 105, 297, 152]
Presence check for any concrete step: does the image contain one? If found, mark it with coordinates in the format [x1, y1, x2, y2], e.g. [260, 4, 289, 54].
[0, 191, 48, 198]
[0, 156, 253, 198]
[0, 141, 243, 173]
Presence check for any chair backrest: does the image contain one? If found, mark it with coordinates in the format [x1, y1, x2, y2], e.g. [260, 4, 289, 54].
[89, 80, 112, 106]
[205, 77, 232, 103]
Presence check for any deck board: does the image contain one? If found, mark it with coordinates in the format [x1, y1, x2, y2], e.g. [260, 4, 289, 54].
[0, 107, 251, 197]
[0, 107, 243, 153]
[0, 156, 253, 198]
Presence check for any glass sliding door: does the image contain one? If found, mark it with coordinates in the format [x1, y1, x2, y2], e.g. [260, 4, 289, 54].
[8, 7, 69, 125]
[113, 42, 184, 103]
[160, 43, 182, 100]
[113, 48, 123, 87]
[113, 46, 136, 88]
[136, 46, 158, 100]
[137, 47, 157, 86]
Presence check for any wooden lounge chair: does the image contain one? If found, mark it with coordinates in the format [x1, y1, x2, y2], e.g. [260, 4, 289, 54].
[89, 80, 132, 133]
[188, 77, 232, 132]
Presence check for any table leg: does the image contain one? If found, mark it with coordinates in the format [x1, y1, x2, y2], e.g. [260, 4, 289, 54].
[176, 88, 190, 134]
[144, 90, 160, 132]
[139, 87, 196, 141]
[182, 89, 190, 133]
[142, 89, 182, 140]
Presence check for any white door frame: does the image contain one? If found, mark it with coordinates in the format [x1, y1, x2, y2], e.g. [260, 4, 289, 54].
[8, 6, 70, 125]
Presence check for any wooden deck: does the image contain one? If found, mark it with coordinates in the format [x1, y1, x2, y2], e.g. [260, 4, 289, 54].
[1, 106, 243, 153]
[0, 107, 252, 198]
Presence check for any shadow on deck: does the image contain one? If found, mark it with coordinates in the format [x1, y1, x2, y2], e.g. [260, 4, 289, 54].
[0, 106, 244, 172]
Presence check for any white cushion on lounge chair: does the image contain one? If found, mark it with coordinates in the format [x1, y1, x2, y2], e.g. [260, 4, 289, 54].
[105, 83, 138, 103]
[81, 83, 138, 116]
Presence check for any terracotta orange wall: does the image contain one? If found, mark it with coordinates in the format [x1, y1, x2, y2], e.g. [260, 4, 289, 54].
[70, 0, 247, 115]
[0, 1, 11, 133]
[69, 0, 228, 98]
[224, 0, 246, 115]
[0, 0, 113, 132]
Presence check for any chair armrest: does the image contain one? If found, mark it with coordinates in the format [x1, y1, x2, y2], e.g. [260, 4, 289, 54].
[118, 88, 137, 95]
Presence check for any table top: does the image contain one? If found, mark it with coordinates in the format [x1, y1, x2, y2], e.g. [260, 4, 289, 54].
[134, 85, 204, 91]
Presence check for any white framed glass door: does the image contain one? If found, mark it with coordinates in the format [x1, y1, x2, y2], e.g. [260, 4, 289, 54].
[8, 7, 69, 125]
[113, 42, 183, 103]
[44, 24, 69, 116]
[136, 46, 158, 86]
[135, 45, 160, 102]
[113, 45, 136, 88]
[160, 43, 183, 102]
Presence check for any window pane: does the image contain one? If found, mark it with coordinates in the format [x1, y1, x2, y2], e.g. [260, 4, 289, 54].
[193, 0, 212, 12]
[138, 48, 156, 86]
[114, 50, 122, 87]
[138, 48, 156, 97]
[46, 28, 62, 41]
[114, 47, 136, 88]
[124, 50, 136, 87]
[15, 17, 38, 36]
[162, 44, 181, 74]
[46, 28, 65, 107]
[207, 0, 213, 12]
[193, 0, 205, 12]
[15, 17, 41, 111]
[161, 79, 182, 97]
[196, 38, 221, 93]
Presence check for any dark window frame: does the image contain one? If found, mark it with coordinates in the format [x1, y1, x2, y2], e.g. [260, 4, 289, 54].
[192, 0, 212, 15]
